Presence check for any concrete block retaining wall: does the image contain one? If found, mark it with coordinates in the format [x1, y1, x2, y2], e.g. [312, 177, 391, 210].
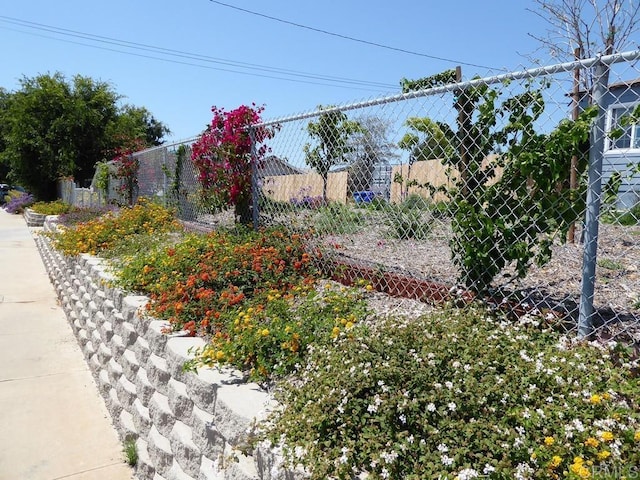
[35, 218, 295, 480]
[24, 208, 47, 227]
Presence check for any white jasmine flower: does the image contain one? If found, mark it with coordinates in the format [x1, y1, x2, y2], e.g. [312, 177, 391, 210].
[441, 454, 454, 466]
[380, 450, 398, 464]
[515, 462, 534, 480]
[457, 468, 479, 479]
[483, 464, 496, 474]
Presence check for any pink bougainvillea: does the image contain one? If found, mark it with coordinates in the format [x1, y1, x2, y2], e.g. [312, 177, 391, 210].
[191, 104, 275, 223]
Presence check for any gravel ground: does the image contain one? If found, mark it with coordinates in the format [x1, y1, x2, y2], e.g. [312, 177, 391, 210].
[317, 215, 640, 342]
[197, 208, 640, 341]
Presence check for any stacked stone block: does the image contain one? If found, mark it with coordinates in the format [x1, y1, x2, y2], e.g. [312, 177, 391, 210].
[35, 219, 295, 480]
[24, 208, 47, 227]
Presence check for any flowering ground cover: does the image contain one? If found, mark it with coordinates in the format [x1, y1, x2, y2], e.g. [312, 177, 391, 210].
[115, 224, 370, 380]
[49, 198, 181, 256]
[46, 199, 640, 479]
[265, 307, 640, 480]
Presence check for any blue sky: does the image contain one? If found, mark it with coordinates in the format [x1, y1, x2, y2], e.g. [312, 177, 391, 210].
[0, 1, 554, 142]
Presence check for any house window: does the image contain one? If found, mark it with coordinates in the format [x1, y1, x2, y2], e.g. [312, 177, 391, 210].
[606, 103, 640, 150]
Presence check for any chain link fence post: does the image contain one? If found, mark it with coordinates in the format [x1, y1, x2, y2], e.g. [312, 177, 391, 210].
[578, 59, 609, 338]
[249, 126, 260, 230]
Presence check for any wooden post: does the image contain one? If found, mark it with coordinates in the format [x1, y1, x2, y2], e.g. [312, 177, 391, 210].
[568, 48, 581, 243]
[455, 66, 472, 199]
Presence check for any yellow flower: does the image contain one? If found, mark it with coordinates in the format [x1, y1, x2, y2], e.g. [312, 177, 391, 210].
[584, 437, 600, 448]
[260, 328, 270, 337]
[571, 458, 591, 478]
[544, 436, 555, 446]
[365, 284, 373, 291]
[597, 450, 611, 461]
[549, 455, 562, 469]
[345, 321, 355, 329]
[589, 394, 602, 404]
[215, 350, 225, 361]
[602, 392, 611, 400]
[600, 431, 614, 442]
[331, 326, 341, 338]
[634, 431, 640, 442]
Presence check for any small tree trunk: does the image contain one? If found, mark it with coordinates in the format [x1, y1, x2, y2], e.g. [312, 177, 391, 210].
[322, 174, 329, 204]
[235, 195, 252, 225]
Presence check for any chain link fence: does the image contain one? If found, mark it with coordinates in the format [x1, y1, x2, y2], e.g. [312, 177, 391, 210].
[133, 51, 640, 344]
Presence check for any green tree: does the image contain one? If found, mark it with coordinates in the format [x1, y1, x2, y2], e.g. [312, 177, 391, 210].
[0, 88, 11, 181]
[109, 105, 170, 148]
[0, 73, 169, 200]
[303, 106, 360, 203]
[398, 117, 457, 163]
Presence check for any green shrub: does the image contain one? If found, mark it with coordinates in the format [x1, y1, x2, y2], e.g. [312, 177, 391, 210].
[361, 197, 389, 211]
[603, 203, 640, 226]
[384, 203, 432, 240]
[313, 203, 366, 235]
[186, 282, 370, 380]
[47, 198, 181, 256]
[401, 193, 431, 210]
[30, 200, 72, 215]
[265, 305, 640, 479]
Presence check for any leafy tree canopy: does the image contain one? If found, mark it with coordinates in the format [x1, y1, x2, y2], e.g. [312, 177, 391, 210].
[0, 73, 169, 200]
[303, 106, 360, 202]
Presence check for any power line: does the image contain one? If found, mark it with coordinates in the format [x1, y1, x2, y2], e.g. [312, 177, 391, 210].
[207, 0, 502, 71]
[1, 25, 396, 93]
[0, 15, 398, 91]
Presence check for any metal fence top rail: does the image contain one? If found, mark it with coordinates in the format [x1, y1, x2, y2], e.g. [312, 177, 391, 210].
[134, 136, 200, 156]
[256, 49, 640, 128]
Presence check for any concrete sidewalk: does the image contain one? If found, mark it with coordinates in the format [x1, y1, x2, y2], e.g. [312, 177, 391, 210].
[0, 210, 133, 480]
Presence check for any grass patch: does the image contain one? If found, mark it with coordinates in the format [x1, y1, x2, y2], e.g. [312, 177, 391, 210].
[597, 258, 624, 271]
[122, 437, 137, 466]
